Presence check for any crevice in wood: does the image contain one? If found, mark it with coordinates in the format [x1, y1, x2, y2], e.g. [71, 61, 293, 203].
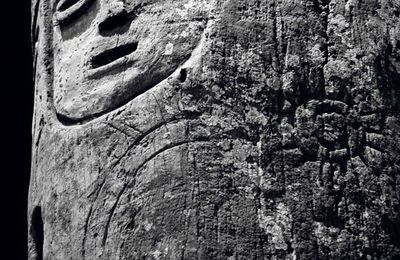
[30, 206, 44, 260]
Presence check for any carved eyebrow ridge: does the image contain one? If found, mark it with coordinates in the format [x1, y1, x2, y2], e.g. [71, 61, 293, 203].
[56, 0, 96, 25]
[58, 0, 80, 12]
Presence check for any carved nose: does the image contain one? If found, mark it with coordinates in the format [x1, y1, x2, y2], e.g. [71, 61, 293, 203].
[98, 1, 131, 36]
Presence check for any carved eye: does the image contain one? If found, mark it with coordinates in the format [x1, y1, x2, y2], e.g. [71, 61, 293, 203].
[56, 0, 96, 25]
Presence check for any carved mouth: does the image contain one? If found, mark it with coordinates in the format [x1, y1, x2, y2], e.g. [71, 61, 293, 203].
[91, 42, 138, 69]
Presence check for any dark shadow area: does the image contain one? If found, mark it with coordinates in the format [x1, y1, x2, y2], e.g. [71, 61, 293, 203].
[3, 1, 33, 259]
[30, 207, 44, 260]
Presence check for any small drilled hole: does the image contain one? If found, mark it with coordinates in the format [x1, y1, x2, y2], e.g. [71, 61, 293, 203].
[179, 69, 187, 82]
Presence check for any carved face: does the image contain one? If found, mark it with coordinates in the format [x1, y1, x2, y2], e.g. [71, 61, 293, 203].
[53, 0, 210, 122]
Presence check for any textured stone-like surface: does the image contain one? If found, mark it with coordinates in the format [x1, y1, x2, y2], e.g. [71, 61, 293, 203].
[29, 0, 399, 259]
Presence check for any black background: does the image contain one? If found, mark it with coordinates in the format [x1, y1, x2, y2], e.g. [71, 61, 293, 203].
[4, 1, 33, 258]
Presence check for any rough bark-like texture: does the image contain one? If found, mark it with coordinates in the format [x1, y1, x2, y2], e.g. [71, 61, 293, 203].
[29, 0, 399, 259]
